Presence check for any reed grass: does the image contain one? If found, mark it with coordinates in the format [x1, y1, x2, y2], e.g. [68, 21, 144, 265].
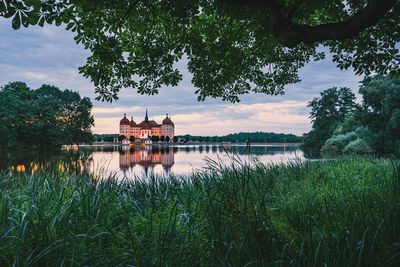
[0, 156, 399, 266]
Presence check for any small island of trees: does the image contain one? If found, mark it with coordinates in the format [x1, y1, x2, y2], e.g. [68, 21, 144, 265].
[0, 81, 94, 149]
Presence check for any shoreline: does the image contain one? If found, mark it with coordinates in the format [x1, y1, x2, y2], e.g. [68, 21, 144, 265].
[78, 142, 303, 148]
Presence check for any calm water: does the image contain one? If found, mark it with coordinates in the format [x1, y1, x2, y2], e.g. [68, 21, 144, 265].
[0, 144, 304, 179]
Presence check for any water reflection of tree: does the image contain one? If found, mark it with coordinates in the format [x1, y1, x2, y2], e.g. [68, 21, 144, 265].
[0, 148, 94, 175]
[175, 145, 299, 156]
[1, 145, 302, 177]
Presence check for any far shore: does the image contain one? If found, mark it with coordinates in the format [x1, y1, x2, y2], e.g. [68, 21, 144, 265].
[77, 142, 303, 147]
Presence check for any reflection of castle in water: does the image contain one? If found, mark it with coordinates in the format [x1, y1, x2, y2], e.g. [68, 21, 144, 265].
[119, 146, 175, 174]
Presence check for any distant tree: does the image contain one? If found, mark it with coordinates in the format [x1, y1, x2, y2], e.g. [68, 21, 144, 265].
[166, 136, 170, 143]
[302, 87, 358, 157]
[173, 136, 178, 143]
[129, 136, 135, 143]
[0, 81, 94, 148]
[93, 134, 118, 142]
[152, 135, 160, 142]
[176, 132, 303, 144]
[160, 135, 165, 142]
[118, 135, 126, 142]
[1, 0, 398, 103]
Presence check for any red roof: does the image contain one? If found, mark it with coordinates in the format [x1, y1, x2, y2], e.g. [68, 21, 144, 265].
[130, 117, 137, 126]
[162, 116, 174, 126]
[138, 121, 160, 129]
[120, 114, 130, 125]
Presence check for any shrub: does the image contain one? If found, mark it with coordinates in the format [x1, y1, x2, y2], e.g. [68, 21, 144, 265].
[321, 131, 357, 156]
[343, 138, 374, 154]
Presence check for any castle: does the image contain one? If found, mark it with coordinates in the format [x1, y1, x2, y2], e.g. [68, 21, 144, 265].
[119, 109, 175, 141]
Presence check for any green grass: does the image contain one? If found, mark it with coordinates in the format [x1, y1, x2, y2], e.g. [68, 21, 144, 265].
[1, 156, 399, 266]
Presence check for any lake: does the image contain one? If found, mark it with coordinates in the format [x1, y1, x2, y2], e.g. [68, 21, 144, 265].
[0, 144, 304, 179]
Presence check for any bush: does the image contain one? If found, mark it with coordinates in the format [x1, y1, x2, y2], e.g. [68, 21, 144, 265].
[321, 127, 375, 156]
[321, 131, 357, 156]
[343, 138, 374, 154]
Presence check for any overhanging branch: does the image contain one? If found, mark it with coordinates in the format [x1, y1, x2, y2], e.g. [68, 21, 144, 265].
[285, 0, 396, 47]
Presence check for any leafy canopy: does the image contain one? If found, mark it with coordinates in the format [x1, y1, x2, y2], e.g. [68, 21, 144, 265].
[303, 75, 400, 157]
[1, 0, 399, 102]
[0, 81, 94, 148]
[302, 87, 358, 156]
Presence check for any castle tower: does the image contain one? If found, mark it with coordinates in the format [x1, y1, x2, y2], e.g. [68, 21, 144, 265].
[119, 113, 130, 137]
[161, 113, 175, 140]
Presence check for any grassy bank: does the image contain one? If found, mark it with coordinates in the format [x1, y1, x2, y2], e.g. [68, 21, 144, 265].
[1, 157, 399, 266]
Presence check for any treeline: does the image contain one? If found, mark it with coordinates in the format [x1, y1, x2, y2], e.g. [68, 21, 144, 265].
[178, 132, 302, 143]
[0, 82, 94, 148]
[93, 134, 118, 142]
[303, 75, 400, 157]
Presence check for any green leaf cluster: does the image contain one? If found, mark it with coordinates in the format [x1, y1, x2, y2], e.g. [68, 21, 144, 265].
[0, 81, 94, 148]
[303, 75, 400, 157]
[1, 0, 398, 102]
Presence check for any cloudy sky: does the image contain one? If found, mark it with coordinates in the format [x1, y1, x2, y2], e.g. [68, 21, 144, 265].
[0, 19, 362, 136]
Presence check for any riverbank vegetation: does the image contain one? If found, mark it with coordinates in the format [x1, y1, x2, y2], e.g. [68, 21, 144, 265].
[1, 156, 399, 266]
[93, 132, 302, 144]
[303, 75, 400, 157]
[179, 132, 302, 143]
[0, 82, 94, 149]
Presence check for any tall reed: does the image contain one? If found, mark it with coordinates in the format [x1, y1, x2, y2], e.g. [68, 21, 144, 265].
[0, 156, 399, 266]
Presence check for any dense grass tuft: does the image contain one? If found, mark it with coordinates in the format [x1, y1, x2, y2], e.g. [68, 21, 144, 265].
[1, 156, 399, 266]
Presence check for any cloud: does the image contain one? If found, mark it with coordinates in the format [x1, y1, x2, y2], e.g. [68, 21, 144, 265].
[0, 19, 362, 135]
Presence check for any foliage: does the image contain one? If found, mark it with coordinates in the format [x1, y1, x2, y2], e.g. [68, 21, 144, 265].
[173, 136, 179, 143]
[321, 131, 358, 156]
[321, 127, 374, 156]
[0, 81, 94, 148]
[179, 131, 302, 143]
[358, 75, 400, 155]
[0, 156, 399, 265]
[151, 135, 159, 142]
[118, 135, 126, 142]
[304, 75, 400, 157]
[343, 138, 374, 154]
[1, 0, 399, 102]
[302, 87, 358, 157]
[129, 135, 135, 142]
[93, 134, 118, 142]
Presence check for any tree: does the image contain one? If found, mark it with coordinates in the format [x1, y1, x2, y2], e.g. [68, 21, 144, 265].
[118, 135, 126, 142]
[166, 136, 170, 143]
[129, 136, 135, 143]
[173, 136, 178, 143]
[302, 87, 358, 157]
[305, 75, 400, 157]
[0, 82, 30, 147]
[151, 135, 159, 142]
[0, 81, 94, 148]
[358, 75, 400, 154]
[160, 136, 165, 142]
[1, 0, 399, 102]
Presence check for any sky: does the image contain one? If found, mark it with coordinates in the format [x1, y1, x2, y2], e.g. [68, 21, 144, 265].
[0, 19, 363, 136]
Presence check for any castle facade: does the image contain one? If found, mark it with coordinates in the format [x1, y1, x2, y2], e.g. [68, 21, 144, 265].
[119, 109, 175, 140]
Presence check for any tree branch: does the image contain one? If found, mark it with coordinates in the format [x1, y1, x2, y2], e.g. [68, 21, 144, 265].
[225, 0, 396, 47]
[285, 0, 396, 47]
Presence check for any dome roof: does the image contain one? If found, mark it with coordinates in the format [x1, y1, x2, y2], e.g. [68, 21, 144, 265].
[162, 114, 174, 126]
[120, 114, 130, 125]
